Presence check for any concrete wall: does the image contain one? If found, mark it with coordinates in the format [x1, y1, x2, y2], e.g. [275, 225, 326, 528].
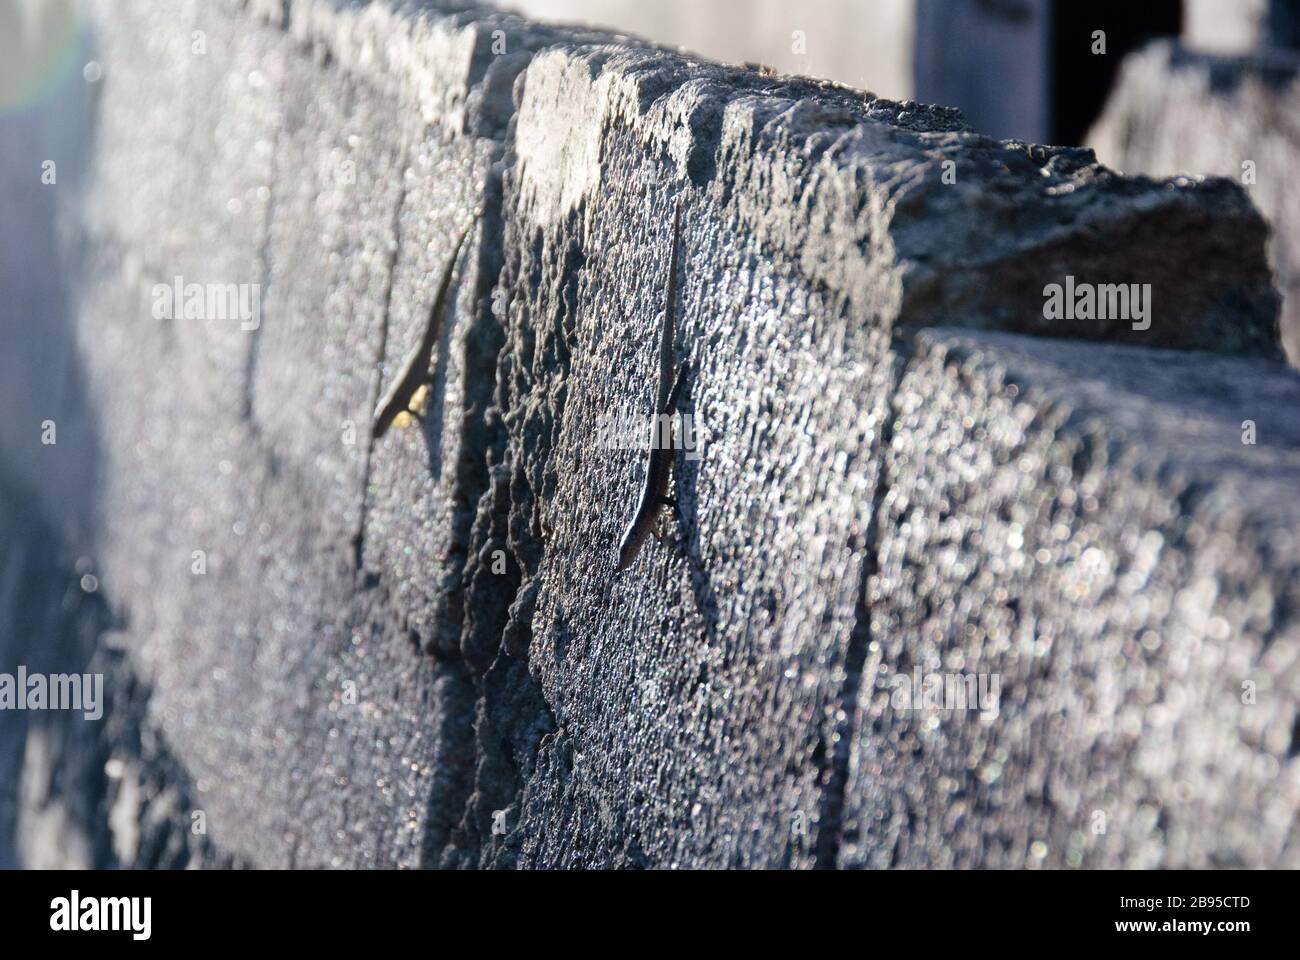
[1185, 0, 1271, 52]
[4, 0, 1300, 869]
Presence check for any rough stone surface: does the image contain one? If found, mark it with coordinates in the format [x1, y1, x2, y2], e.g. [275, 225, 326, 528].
[9, 0, 519, 868]
[1090, 39, 1300, 366]
[840, 329, 1300, 868]
[5, 0, 1298, 870]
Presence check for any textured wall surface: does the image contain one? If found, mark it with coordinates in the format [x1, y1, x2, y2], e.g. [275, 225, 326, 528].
[4, 0, 1299, 869]
[842, 331, 1300, 868]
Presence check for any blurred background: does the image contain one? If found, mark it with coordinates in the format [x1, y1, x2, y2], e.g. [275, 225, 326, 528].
[495, 0, 1283, 143]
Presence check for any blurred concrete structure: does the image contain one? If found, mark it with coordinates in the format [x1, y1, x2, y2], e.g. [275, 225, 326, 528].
[501, 0, 1189, 143]
[1185, 0, 1300, 51]
[1090, 1, 1300, 365]
[494, 0, 916, 101]
[914, 0, 1051, 142]
[1185, 0, 1270, 51]
[500, 0, 1299, 145]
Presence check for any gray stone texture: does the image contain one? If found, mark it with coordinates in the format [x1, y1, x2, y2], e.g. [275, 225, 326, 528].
[1090, 39, 1300, 366]
[841, 330, 1300, 868]
[4, 0, 1298, 870]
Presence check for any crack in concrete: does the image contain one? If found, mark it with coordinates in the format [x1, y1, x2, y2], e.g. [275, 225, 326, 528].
[814, 336, 910, 869]
[241, 123, 281, 426]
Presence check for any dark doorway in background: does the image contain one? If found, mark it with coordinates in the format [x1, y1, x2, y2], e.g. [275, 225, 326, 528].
[1051, 0, 1182, 146]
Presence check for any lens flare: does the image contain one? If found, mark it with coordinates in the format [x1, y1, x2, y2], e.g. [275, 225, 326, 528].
[0, 0, 87, 115]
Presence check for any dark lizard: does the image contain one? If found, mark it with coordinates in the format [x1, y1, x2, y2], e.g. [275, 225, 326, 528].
[616, 200, 689, 572]
[372, 225, 472, 439]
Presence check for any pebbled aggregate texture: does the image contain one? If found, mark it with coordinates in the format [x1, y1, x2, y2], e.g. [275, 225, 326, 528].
[840, 330, 1300, 868]
[8, 0, 1298, 868]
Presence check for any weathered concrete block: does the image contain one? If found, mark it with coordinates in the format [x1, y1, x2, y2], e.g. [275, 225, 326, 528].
[250, 51, 406, 542]
[80, 0, 271, 421]
[20, 0, 1298, 870]
[265, 0, 612, 657]
[53, 0, 623, 870]
[360, 137, 496, 655]
[840, 329, 1300, 868]
[463, 44, 934, 867]
[54, 0, 518, 867]
[1090, 40, 1300, 365]
[459, 39, 1288, 867]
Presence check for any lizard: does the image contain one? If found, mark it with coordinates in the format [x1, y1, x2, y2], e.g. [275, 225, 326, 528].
[616, 200, 689, 573]
[372, 225, 472, 439]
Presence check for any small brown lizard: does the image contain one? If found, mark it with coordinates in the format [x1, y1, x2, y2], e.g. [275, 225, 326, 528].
[616, 200, 689, 572]
[372, 226, 472, 439]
